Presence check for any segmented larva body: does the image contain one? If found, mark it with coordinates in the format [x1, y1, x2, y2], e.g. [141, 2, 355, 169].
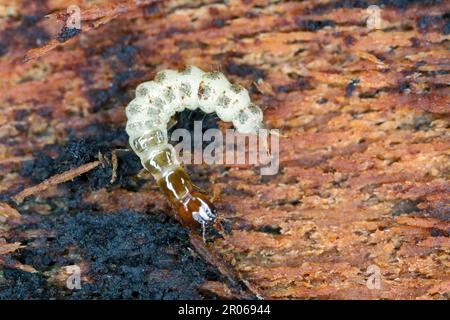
[125, 65, 264, 226]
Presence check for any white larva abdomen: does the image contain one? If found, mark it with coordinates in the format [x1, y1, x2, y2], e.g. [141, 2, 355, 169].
[125, 65, 265, 173]
[197, 71, 231, 114]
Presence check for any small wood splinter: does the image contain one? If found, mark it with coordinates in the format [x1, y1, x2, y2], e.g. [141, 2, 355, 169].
[125, 65, 268, 227]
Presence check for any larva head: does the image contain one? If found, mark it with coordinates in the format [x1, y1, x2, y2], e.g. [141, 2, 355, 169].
[177, 192, 217, 226]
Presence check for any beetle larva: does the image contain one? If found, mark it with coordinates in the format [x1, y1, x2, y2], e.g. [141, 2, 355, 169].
[125, 65, 264, 226]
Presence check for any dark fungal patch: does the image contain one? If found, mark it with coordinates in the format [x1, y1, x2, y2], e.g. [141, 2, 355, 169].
[100, 37, 138, 68]
[309, 0, 370, 13]
[14, 109, 31, 121]
[317, 97, 328, 104]
[56, 26, 81, 43]
[176, 40, 208, 50]
[256, 225, 282, 235]
[143, 1, 161, 15]
[443, 13, 450, 35]
[345, 79, 360, 97]
[84, 38, 141, 113]
[88, 69, 143, 112]
[413, 115, 433, 131]
[213, 18, 226, 28]
[276, 76, 313, 93]
[0, 268, 58, 299]
[391, 200, 420, 216]
[15, 121, 144, 198]
[169, 109, 220, 150]
[345, 35, 357, 47]
[88, 89, 109, 112]
[0, 15, 50, 56]
[36, 106, 53, 119]
[379, 0, 443, 8]
[416, 14, 450, 34]
[295, 19, 335, 31]
[244, 11, 259, 19]
[19, 138, 108, 185]
[430, 227, 449, 237]
[398, 81, 410, 93]
[67, 123, 145, 192]
[226, 62, 265, 80]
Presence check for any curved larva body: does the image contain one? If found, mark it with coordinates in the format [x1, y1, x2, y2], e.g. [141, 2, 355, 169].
[125, 65, 264, 226]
